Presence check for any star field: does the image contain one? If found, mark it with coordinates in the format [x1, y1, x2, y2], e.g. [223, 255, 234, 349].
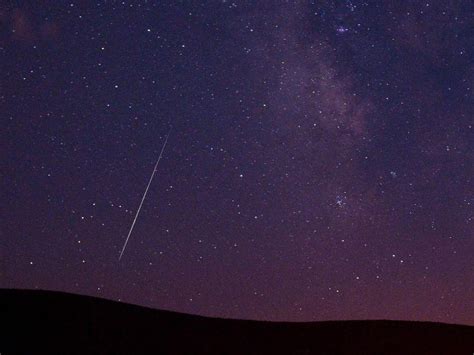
[2, 1, 473, 325]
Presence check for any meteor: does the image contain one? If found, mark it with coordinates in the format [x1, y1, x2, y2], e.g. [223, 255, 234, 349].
[119, 128, 172, 261]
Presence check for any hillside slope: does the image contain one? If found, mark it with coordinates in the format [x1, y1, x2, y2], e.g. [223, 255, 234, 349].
[1, 289, 473, 354]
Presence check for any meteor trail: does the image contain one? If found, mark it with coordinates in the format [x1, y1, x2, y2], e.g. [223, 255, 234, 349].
[119, 128, 172, 261]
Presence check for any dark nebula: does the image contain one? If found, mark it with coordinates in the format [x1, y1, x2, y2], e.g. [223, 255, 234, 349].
[2, 1, 473, 325]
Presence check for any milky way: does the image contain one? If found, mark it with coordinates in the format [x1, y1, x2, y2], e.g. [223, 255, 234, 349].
[2, 1, 473, 325]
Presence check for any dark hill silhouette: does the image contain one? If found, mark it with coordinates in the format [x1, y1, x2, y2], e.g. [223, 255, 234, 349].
[1, 289, 473, 354]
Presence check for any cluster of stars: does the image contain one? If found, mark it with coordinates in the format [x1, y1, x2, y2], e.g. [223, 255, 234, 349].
[2, 0, 473, 325]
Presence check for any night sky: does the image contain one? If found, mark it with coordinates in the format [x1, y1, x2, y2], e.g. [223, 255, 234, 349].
[2, 1, 473, 325]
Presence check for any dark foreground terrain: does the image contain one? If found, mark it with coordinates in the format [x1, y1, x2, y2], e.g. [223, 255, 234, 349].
[1, 289, 473, 354]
